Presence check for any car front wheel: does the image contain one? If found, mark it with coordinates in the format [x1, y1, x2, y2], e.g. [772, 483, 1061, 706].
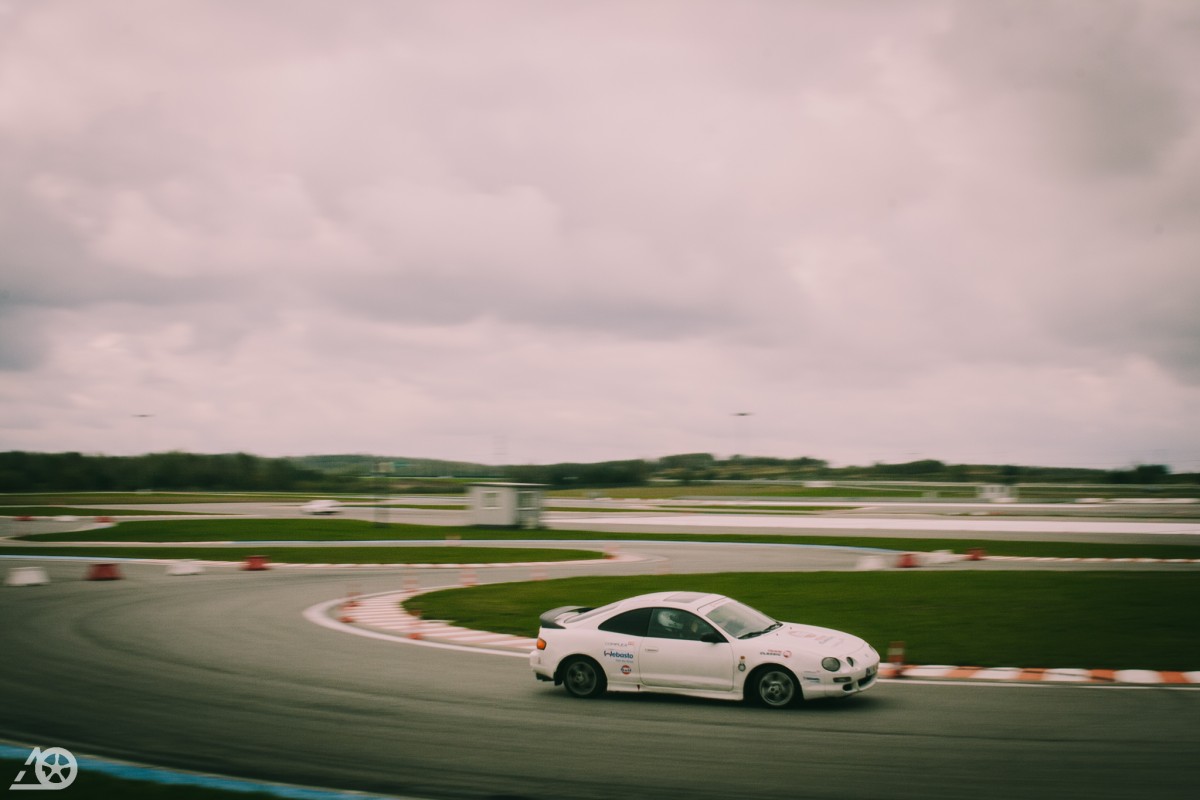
[753, 667, 800, 708]
[560, 656, 606, 699]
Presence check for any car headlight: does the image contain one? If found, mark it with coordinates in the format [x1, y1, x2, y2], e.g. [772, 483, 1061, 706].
[821, 657, 841, 672]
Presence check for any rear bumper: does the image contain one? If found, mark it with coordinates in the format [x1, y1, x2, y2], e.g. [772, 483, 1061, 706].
[530, 650, 557, 683]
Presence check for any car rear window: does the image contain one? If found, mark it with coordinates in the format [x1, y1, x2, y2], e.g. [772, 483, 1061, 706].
[598, 607, 651, 636]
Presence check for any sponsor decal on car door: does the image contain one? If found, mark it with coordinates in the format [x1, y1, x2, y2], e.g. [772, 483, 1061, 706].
[601, 640, 641, 684]
[596, 607, 654, 685]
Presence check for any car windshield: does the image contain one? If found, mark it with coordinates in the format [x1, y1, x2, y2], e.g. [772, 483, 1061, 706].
[704, 600, 778, 639]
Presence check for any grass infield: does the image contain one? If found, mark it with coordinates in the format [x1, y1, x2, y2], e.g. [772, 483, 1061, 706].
[16, 518, 1200, 560]
[0, 492, 330, 505]
[408, 572, 1200, 671]
[4, 507, 195, 517]
[0, 545, 601, 564]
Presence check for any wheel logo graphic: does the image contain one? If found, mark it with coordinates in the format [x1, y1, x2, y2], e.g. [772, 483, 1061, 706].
[8, 746, 78, 791]
[35, 748, 77, 788]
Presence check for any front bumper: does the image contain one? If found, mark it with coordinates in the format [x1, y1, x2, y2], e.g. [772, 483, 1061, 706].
[801, 653, 880, 699]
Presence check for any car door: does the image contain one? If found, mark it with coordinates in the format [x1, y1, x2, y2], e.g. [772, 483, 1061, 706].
[638, 608, 734, 691]
[596, 607, 651, 686]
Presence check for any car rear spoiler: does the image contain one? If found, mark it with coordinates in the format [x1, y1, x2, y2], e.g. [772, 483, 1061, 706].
[539, 605, 591, 629]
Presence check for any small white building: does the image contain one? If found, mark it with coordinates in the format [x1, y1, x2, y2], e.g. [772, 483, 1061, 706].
[978, 484, 1018, 503]
[468, 482, 546, 528]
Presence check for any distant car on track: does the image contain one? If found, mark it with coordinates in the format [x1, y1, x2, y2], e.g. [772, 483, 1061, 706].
[531, 591, 879, 708]
[300, 499, 342, 515]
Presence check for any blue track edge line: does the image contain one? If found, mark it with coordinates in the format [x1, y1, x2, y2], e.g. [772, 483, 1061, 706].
[0, 742, 416, 799]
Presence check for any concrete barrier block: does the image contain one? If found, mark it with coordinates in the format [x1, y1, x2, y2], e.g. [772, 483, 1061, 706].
[6, 566, 50, 586]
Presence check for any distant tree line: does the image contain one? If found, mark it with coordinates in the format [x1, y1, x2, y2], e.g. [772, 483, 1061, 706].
[0, 451, 357, 493]
[651, 455, 1194, 486]
[0, 450, 1192, 493]
[505, 459, 652, 488]
[850, 460, 1189, 485]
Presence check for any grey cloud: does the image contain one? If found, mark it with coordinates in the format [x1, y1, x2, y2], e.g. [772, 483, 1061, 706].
[0, 1, 1196, 467]
[0, 305, 49, 371]
[936, 0, 1200, 176]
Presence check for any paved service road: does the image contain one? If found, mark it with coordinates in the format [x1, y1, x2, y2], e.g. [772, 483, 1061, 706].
[1, 557, 1198, 800]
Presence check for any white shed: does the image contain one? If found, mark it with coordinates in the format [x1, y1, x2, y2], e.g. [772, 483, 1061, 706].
[468, 482, 546, 528]
[978, 484, 1018, 503]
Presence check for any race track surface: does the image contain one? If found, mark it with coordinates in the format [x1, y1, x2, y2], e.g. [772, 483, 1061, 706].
[2, 550, 1198, 800]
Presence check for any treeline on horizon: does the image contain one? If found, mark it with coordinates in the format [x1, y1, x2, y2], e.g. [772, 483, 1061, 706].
[0, 451, 357, 494]
[0, 450, 1193, 493]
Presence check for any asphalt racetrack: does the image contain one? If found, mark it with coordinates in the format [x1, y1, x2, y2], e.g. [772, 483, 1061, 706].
[2, 538, 1199, 800]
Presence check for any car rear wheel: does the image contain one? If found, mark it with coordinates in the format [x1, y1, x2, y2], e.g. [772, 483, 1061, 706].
[561, 656, 606, 699]
[752, 667, 800, 708]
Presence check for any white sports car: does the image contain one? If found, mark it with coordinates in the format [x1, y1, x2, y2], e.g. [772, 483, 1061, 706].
[300, 499, 342, 515]
[530, 591, 879, 708]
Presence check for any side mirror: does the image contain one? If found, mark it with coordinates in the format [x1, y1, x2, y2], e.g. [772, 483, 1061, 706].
[700, 632, 724, 644]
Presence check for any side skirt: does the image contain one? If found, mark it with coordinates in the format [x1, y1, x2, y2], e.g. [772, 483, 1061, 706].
[605, 683, 743, 703]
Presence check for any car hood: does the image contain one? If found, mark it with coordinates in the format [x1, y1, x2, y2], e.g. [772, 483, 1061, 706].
[754, 623, 866, 656]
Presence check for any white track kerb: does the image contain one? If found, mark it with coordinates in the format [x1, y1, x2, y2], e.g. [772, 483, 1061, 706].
[303, 549, 649, 658]
[305, 587, 530, 658]
[306, 586, 1200, 687]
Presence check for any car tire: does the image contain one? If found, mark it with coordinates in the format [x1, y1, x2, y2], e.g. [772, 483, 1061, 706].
[560, 656, 606, 699]
[750, 666, 800, 709]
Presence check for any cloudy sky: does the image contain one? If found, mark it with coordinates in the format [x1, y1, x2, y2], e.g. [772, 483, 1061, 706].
[2, 0, 1198, 471]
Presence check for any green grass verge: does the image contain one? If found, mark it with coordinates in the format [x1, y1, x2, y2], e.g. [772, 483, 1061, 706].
[549, 485, 943, 499]
[18, 518, 413, 541]
[4, 507, 195, 517]
[0, 492, 334, 505]
[658, 505, 835, 514]
[17, 519, 1200, 560]
[377, 503, 466, 510]
[0, 545, 601, 564]
[409, 572, 1200, 670]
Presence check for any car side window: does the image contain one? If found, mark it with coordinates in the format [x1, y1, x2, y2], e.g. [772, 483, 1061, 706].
[648, 608, 721, 642]
[598, 607, 651, 637]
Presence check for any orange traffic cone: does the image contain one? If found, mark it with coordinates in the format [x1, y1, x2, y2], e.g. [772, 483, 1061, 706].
[883, 641, 906, 678]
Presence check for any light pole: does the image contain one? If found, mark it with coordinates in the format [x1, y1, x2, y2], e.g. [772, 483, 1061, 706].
[373, 460, 393, 527]
[133, 414, 155, 492]
[732, 412, 752, 466]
